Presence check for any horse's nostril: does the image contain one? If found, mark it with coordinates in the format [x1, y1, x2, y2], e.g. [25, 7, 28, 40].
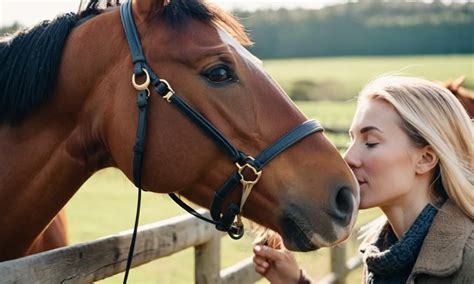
[329, 186, 353, 225]
[336, 187, 352, 213]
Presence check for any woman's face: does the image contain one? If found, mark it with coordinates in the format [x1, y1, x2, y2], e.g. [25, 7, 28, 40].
[344, 99, 423, 209]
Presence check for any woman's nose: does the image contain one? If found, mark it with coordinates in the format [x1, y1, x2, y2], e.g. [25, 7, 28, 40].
[343, 144, 360, 169]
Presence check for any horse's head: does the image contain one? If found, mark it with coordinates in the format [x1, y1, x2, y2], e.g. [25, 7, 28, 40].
[68, 0, 359, 250]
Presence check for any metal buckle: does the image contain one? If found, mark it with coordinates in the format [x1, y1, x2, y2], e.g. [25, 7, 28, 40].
[228, 215, 244, 240]
[235, 157, 262, 232]
[159, 79, 175, 103]
[235, 157, 262, 186]
[132, 68, 151, 91]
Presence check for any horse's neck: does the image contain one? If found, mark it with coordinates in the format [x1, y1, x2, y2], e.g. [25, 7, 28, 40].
[0, 117, 101, 259]
[0, 29, 117, 261]
[459, 87, 474, 100]
[454, 87, 474, 119]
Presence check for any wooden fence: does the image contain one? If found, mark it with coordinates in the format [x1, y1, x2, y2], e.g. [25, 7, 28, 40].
[325, 127, 349, 151]
[0, 210, 259, 283]
[320, 228, 364, 284]
[0, 211, 365, 284]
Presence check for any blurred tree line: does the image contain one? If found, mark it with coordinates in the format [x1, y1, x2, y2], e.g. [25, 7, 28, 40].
[1, 1, 472, 58]
[0, 22, 22, 37]
[235, 0, 474, 58]
[1, 0, 471, 102]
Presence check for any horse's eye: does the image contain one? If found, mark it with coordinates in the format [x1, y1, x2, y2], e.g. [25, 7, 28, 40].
[204, 65, 235, 84]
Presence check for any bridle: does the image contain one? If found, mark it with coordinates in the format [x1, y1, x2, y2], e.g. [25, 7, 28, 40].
[119, 1, 324, 282]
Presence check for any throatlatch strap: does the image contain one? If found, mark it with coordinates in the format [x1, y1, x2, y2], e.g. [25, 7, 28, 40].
[168, 193, 217, 224]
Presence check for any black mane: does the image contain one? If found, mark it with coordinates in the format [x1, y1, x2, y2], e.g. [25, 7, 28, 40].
[0, 2, 106, 126]
[0, 13, 80, 125]
[0, 0, 249, 126]
[160, 0, 251, 44]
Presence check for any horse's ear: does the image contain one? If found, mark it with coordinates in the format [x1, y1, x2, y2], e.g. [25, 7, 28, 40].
[132, 0, 171, 22]
[441, 79, 452, 88]
[452, 76, 466, 91]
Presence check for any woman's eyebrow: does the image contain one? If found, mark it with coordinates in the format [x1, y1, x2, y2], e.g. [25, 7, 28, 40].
[360, 126, 383, 134]
[348, 126, 383, 138]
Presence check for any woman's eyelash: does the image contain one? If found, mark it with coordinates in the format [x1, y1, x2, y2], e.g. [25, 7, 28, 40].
[365, 143, 379, 148]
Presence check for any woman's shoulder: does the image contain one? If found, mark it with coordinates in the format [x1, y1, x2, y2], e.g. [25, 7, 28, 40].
[409, 200, 473, 282]
[423, 199, 473, 257]
[434, 199, 473, 234]
[459, 230, 474, 277]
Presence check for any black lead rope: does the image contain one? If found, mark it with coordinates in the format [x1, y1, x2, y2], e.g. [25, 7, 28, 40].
[123, 185, 142, 284]
[123, 90, 149, 283]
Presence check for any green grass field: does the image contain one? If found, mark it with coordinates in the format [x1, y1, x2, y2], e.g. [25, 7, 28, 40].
[65, 55, 472, 283]
[264, 54, 473, 100]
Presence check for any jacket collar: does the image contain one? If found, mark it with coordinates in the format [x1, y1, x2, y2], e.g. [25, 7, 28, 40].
[409, 199, 473, 280]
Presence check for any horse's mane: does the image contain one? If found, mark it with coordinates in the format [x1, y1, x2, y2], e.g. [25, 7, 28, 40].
[80, 0, 252, 45]
[158, 0, 252, 46]
[0, 0, 250, 126]
[0, 13, 80, 125]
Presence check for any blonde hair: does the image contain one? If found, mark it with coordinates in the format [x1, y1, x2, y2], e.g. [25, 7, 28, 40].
[358, 75, 473, 219]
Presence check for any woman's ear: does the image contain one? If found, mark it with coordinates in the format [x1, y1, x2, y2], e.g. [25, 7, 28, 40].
[132, 0, 170, 23]
[415, 145, 439, 175]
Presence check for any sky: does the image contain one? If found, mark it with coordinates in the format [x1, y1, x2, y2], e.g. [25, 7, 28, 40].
[0, 0, 346, 27]
[0, 0, 470, 28]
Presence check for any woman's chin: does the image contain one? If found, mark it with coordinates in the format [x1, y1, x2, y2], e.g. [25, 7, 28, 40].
[358, 198, 374, 210]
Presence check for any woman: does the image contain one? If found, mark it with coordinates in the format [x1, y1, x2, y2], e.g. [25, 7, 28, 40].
[253, 76, 473, 283]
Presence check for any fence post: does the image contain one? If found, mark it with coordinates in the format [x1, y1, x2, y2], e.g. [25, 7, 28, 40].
[330, 243, 347, 284]
[195, 231, 221, 284]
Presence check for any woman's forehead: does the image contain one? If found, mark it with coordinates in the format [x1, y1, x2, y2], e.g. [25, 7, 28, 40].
[351, 99, 401, 133]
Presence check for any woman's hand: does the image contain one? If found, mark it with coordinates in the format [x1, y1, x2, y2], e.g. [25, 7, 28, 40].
[252, 234, 301, 284]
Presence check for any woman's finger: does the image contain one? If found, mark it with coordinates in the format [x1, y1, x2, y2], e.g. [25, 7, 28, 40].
[253, 244, 285, 261]
[253, 255, 269, 268]
[253, 256, 269, 275]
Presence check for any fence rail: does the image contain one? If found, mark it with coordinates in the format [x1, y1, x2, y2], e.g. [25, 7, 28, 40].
[0, 209, 365, 283]
[325, 127, 348, 135]
[0, 210, 260, 283]
[325, 127, 349, 151]
[320, 244, 364, 284]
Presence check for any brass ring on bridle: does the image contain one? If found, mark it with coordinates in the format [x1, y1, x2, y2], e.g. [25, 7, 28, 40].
[132, 68, 151, 91]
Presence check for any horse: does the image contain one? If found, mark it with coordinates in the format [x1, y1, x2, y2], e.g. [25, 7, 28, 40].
[24, 209, 68, 255]
[441, 76, 474, 119]
[0, 0, 359, 264]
